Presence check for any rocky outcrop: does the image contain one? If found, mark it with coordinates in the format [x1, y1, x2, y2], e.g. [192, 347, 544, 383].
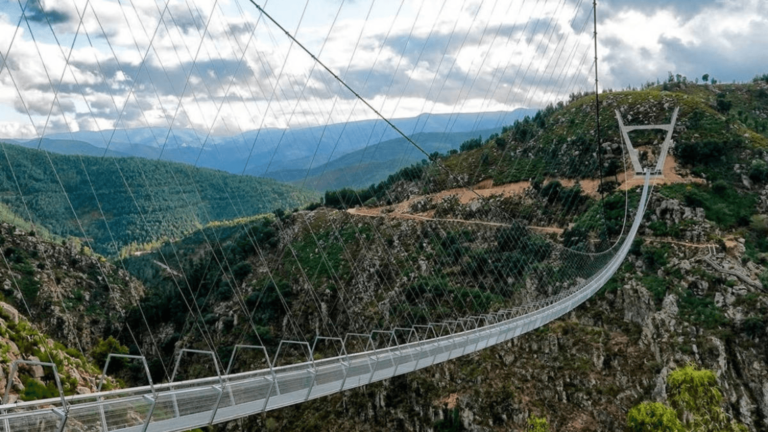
[0, 301, 115, 403]
[0, 223, 144, 352]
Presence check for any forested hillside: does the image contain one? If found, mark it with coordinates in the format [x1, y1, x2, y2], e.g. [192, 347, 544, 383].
[0, 143, 317, 256]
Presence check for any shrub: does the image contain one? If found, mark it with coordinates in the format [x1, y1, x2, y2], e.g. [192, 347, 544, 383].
[742, 316, 765, 338]
[668, 364, 747, 431]
[665, 183, 755, 229]
[496, 221, 529, 253]
[715, 94, 732, 113]
[629, 364, 748, 432]
[642, 275, 668, 304]
[91, 336, 129, 369]
[626, 402, 684, 432]
[750, 215, 768, 234]
[675, 140, 729, 167]
[540, 180, 562, 203]
[20, 378, 61, 402]
[434, 408, 463, 432]
[231, 262, 252, 283]
[527, 415, 550, 432]
[749, 160, 768, 183]
[678, 290, 726, 329]
[641, 245, 668, 270]
[562, 226, 590, 250]
[712, 180, 729, 196]
[597, 180, 619, 195]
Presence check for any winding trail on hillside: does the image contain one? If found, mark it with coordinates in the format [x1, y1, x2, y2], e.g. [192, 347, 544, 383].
[347, 207, 564, 235]
[347, 155, 703, 235]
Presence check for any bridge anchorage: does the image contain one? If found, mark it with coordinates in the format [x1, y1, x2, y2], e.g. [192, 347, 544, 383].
[616, 107, 680, 176]
[0, 171, 653, 432]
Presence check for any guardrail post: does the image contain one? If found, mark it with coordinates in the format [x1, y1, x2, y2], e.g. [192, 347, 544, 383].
[97, 354, 155, 431]
[442, 320, 466, 360]
[342, 333, 375, 389]
[169, 349, 223, 425]
[3, 360, 68, 432]
[225, 344, 274, 413]
[366, 330, 394, 384]
[392, 327, 418, 376]
[428, 323, 451, 367]
[272, 341, 316, 403]
[412, 324, 438, 369]
[311, 337, 348, 395]
[140, 394, 157, 432]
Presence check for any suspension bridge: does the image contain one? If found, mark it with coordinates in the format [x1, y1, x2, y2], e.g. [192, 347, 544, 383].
[0, 0, 662, 430]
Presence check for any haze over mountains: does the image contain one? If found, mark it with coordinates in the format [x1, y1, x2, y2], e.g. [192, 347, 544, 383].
[9, 110, 533, 191]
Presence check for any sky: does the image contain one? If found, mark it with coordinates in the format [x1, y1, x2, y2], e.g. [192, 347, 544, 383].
[0, 0, 766, 140]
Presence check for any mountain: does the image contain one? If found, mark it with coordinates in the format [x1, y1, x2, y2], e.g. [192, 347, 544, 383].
[15, 138, 129, 157]
[0, 142, 318, 256]
[262, 129, 500, 191]
[34, 110, 535, 176]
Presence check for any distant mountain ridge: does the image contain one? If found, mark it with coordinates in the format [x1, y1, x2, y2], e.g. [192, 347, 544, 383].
[264, 129, 501, 191]
[26, 110, 534, 184]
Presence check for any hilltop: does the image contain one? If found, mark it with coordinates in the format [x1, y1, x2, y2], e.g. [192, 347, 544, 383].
[375, 76, 768, 193]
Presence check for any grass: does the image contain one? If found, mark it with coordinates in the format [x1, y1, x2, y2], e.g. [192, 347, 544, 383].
[642, 275, 669, 306]
[678, 289, 727, 329]
[660, 183, 757, 229]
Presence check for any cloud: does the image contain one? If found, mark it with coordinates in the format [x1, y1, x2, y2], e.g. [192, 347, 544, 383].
[599, 0, 768, 89]
[0, 0, 766, 140]
[601, 0, 720, 20]
[25, 0, 71, 25]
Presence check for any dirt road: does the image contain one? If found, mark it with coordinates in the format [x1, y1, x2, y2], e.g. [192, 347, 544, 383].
[347, 155, 702, 227]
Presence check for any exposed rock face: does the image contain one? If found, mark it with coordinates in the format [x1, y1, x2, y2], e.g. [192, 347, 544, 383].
[0, 301, 115, 401]
[645, 196, 710, 242]
[0, 223, 144, 351]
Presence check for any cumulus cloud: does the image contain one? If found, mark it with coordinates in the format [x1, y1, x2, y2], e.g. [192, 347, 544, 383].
[0, 0, 766, 140]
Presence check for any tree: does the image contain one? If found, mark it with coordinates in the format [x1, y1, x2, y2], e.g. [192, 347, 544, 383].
[91, 336, 129, 369]
[716, 95, 732, 113]
[628, 364, 748, 432]
[702, 73, 710, 83]
[231, 261, 253, 283]
[459, 136, 483, 152]
[627, 402, 685, 432]
[603, 159, 621, 180]
[667, 364, 747, 432]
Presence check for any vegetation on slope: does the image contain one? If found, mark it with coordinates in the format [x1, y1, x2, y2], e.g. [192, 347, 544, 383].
[0, 143, 318, 256]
